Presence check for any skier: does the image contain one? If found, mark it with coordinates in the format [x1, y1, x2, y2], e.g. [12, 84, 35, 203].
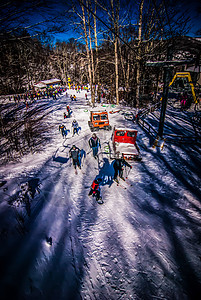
[59, 124, 67, 138]
[88, 133, 101, 159]
[72, 119, 79, 136]
[113, 152, 132, 183]
[69, 145, 81, 174]
[88, 178, 103, 203]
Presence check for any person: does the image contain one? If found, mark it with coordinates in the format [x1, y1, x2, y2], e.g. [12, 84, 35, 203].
[64, 112, 68, 119]
[88, 133, 101, 159]
[69, 145, 81, 174]
[180, 92, 187, 109]
[113, 152, 132, 183]
[134, 109, 142, 123]
[66, 105, 71, 117]
[59, 124, 67, 138]
[88, 178, 102, 201]
[85, 93, 88, 100]
[72, 119, 79, 136]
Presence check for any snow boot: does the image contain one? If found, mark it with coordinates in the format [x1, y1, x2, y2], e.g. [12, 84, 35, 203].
[114, 178, 119, 184]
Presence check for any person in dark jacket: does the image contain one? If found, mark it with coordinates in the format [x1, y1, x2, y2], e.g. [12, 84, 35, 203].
[59, 124, 67, 138]
[88, 133, 101, 159]
[69, 145, 81, 173]
[72, 119, 79, 136]
[113, 152, 132, 182]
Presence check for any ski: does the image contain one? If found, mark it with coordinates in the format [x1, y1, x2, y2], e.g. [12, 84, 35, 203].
[120, 177, 133, 186]
[113, 179, 126, 189]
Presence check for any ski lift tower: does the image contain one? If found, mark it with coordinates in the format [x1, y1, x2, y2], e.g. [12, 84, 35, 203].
[146, 57, 195, 143]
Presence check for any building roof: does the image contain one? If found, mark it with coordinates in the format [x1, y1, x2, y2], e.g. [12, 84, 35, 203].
[40, 78, 61, 85]
[33, 82, 47, 88]
[33, 78, 61, 88]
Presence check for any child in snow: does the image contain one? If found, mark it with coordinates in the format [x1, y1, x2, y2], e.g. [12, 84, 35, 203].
[88, 133, 101, 159]
[113, 152, 132, 183]
[88, 178, 102, 201]
[72, 119, 79, 136]
[69, 145, 81, 173]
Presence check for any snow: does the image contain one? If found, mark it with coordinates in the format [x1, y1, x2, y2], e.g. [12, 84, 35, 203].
[114, 142, 139, 155]
[0, 90, 201, 300]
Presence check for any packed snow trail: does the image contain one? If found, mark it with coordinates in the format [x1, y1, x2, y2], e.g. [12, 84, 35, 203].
[0, 90, 201, 299]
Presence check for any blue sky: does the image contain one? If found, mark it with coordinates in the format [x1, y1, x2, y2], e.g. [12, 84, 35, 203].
[51, 0, 201, 43]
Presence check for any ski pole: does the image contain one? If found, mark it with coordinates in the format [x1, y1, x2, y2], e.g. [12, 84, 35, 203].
[126, 166, 131, 179]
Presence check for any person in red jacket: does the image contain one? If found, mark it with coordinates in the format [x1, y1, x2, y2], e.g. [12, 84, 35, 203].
[88, 178, 102, 201]
[66, 105, 71, 117]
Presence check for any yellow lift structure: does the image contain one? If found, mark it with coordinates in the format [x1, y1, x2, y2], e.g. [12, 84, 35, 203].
[169, 72, 198, 104]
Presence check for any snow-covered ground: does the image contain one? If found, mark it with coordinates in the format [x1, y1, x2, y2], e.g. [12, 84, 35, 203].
[0, 90, 201, 300]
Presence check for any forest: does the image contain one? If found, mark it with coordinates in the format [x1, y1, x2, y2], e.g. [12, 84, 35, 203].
[0, 0, 200, 105]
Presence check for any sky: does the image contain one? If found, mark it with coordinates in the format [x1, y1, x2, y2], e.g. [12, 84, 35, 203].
[1, 0, 200, 45]
[51, 0, 201, 43]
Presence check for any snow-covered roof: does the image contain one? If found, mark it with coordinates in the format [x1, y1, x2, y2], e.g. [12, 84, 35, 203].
[41, 78, 61, 85]
[33, 82, 47, 88]
[33, 78, 61, 88]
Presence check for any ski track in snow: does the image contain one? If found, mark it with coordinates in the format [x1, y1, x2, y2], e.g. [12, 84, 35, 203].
[0, 90, 201, 300]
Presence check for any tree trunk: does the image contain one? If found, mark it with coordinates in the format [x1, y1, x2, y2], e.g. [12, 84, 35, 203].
[81, 1, 95, 106]
[111, 0, 120, 105]
[136, 0, 144, 108]
[94, 0, 101, 102]
[87, 0, 96, 105]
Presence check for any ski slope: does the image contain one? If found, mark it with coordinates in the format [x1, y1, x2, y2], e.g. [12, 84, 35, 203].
[0, 90, 201, 300]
